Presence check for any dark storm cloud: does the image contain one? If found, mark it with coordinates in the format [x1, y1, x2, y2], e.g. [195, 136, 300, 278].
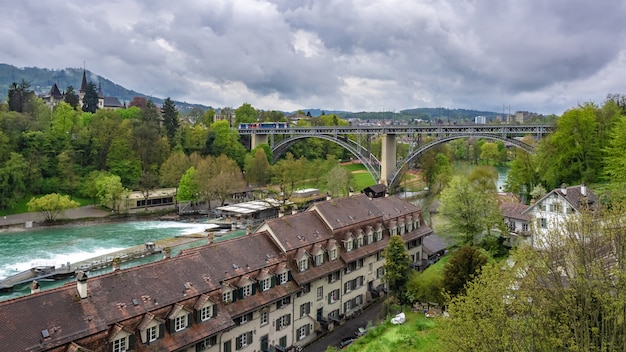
[0, 0, 624, 114]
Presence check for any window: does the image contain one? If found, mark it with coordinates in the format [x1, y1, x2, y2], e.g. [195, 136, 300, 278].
[367, 232, 373, 244]
[298, 258, 308, 272]
[522, 223, 529, 232]
[415, 219, 420, 229]
[344, 280, 352, 294]
[147, 325, 158, 342]
[539, 218, 547, 229]
[390, 226, 398, 236]
[328, 270, 340, 283]
[276, 314, 291, 331]
[112, 337, 126, 352]
[376, 251, 384, 261]
[377, 267, 384, 279]
[368, 263, 373, 273]
[238, 312, 252, 325]
[344, 240, 353, 252]
[317, 286, 324, 301]
[261, 278, 271, 291]
[356, 235, 364, 248]
[197, 336, 217, 351]
[279, 336, 287, 348]
[200, 305, 213, 321]
[223, 290, 232, 303]
[328, 289, 340, 304]
[260, 310, 269, 326]
[278, 272, 288, 284]
[376, 229, 383, 241]
[242, 284, 252, 297]
[300, 302, 311, 317]
[277, 296, 291, 309]
[356, 258, 364, 269]
[551, 203, 562, 213]
[315, 252, 324, 266]
[329, 248, 337, 260]
[297, 324, 311, 341]
[328, 309, 340, 320]
[345, 300, 352, 311]
[175, 315, 188, 332]
[236, 331, 253, 350]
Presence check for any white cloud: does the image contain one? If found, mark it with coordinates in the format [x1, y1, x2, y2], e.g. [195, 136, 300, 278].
[0, 0, 624, 115]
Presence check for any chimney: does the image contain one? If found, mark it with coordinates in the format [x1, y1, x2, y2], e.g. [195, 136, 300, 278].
[30, 280, 40, 294]
[561, 183, 567, 196]
[581, 183, 587, 197]
[76, 271, 88, 299]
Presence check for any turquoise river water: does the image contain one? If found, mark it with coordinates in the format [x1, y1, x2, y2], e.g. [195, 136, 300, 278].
[0, 220, 214, 301]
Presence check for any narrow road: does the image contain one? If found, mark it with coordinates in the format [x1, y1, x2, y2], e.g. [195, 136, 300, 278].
[304, 299, 385, 352]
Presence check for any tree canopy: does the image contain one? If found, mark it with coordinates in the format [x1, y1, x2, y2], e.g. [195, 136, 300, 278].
[383, 235, 411, 303]
[27, 193, 80, 222]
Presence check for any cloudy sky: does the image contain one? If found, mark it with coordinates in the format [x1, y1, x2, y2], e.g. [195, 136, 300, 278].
[1, 0, 625, 115]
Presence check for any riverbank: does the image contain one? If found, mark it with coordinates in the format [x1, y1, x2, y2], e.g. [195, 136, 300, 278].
[0, 205, 178, 234]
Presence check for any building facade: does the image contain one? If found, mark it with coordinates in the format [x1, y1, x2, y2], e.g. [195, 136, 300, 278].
[0, 194, 432, 351]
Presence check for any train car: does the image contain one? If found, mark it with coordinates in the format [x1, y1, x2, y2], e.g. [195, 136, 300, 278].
[238, 122, 290, 129]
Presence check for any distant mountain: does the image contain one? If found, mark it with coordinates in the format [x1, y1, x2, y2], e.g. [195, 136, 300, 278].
[0, 63, 210, 112]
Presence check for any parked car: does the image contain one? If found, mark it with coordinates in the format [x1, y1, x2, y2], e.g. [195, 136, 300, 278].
[354, 325, 375, 337]
[338, 337, 356, 349]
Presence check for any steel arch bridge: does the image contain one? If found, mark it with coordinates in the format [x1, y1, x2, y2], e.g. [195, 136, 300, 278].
[239, 123, 553, 191]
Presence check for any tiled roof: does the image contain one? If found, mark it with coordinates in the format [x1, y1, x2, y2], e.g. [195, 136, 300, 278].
[263, 211, 334, 251]
[290, 257, 345, 284]
[310, 194, 383, 230]
[103, 96, 123, 108]
[500, 201, 530, 221]
[423, 235, 448, 256]
[523, 184, 599, 215]
[370, 195, 421, 220]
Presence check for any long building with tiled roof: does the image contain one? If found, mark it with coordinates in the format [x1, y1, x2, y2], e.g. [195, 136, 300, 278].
[0, 195, 432, 351]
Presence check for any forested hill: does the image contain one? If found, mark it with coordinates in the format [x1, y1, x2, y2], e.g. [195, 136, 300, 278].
[0, 63, 209, 112]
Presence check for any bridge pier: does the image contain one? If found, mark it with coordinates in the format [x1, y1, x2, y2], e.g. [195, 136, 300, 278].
[381, 134, 397, 186]
[251, 134, 269, 150]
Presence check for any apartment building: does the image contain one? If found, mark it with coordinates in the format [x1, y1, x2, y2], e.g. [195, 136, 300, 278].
[0, 194, 432, 352]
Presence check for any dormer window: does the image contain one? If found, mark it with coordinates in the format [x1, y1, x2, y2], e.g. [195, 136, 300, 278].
[376, 227, 383, 241]
[315, 252, 324, 266]
[242, 284, 252, 297]
[112, 337, 128, 352]
[223, 290, 232, 303]
[329, 247, 337, 261]
[278, 271, 289, 284]
[200, 304, 216, 322]
[367, 231, 373, 244]
[390, 225, 398, 236]
[298, 257, 309, 272]
[261, 277, 272, 291]
[344, 240, 353, 252]
[175, 315, 187, 331]
[356, 234, 364, 248]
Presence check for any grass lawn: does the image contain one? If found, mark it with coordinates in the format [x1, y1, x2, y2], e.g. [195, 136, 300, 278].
[343, 311, 444, 352]
[0, 195, 94, 216]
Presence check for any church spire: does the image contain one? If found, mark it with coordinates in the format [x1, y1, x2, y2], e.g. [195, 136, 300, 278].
[80, 68, 88, 93]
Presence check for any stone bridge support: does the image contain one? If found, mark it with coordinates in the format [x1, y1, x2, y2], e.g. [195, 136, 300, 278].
[381, 134, 396, 186]
[251, 133, 269, 150]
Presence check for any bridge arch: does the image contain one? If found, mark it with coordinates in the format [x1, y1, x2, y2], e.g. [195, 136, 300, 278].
[387, 134, 535, 189]
[272, 135, 382, 181]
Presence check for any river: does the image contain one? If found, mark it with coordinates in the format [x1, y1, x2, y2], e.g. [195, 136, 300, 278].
[0, 220, 215, 301]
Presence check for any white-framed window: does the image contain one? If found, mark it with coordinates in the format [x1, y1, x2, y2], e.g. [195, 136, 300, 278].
[317, 286, 323, 301]
[329, 248, 337, 260]
[300, 302, 311, 317]
[236, 331, 253, 350]
[198, 336, 217, 351]
[522, 223, 529, 232]
[315, 252, 324, 266]
[377, 251, 384, 261]
[223, 290, 232, 303]
[539, 218, 547, 229]
[261, 278, 271, 291]
[367, 232, 373, 244]
[242, 284, 252, 297]
[390, 226, 398, 236]
[147, 325, 158, 342]
[414, 219, 420, 229]
[377, 267, 384, 278]
[200, 305, 212, 321]
[175, 315, 187, 332]
[376, 229, 383, 241]
[344, 240, 353, 252]
[260, 310, 269, 326]
[328, 289, 340, 304]
[112, 336, 126, 352]
[279, 272, 288, 284]
[297, 324, 311, 341]
[368, 263, 373, 273]
[298, 258, 308, 272]
[356, 235, 364, 248]
[276, 314, 291, 331]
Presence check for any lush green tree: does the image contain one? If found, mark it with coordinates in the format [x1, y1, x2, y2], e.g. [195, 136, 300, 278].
[442, 245, 488, 297]
[136, 170, 160, 211]
[439, 175, 499, 244]
[504, 135, 539, 202]
[57, 150, 80, 198]
[26, 193, 80, 222]
[80, 170, 110, 204]
[161, 97, 180, 148]
[270, 153, 306, 205]
[7, 80, 34, 113]
[64, 85, 79, 109]
[205, 120, 247, 168]
[208, 155, 246, 206]
[181, 124, 209, 154]
[326, 164, 351, 197]
[383, 235, 411, 303]
[118, 106, 142, 120]
[106, 121, 142, 186]
[234, 103, 258, 124]
[431, 153, 452, 194]
[81, 82, 99, 113]
[131, 118, 168, 171]
[244, 147, 271, 186]
[159, 150, 191, 187]
[141, 100, 161, 124]
[479, 141, 499, 164]
[201, 108, 215, 127]
[467, 165, 498, 194]
[0, 152, 28, 210]
[407, 268, 445, 306]
[95, 174, 128, 213]
[177, 166, 199, 202]
[603, 114, 626, 185]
